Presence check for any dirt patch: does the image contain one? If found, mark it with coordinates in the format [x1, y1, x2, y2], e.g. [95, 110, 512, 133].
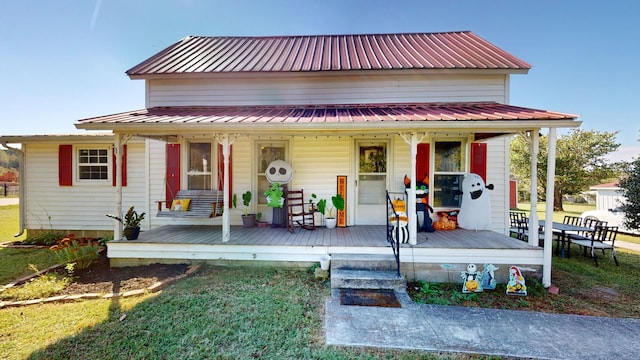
[54, 253, 190, 296]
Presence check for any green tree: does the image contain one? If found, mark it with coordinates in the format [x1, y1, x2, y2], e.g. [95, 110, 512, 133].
[618, 156, 640, 231]
[510, 129, 620, 211]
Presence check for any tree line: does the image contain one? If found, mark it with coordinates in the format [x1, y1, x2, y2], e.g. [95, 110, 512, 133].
[0, 148, 19, 183]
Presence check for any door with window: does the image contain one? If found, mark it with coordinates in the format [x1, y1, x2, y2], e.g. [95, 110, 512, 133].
[356, 141, 388, 225]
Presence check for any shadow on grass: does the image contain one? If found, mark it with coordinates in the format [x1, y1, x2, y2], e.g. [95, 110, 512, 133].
[25, 266, 428, 360]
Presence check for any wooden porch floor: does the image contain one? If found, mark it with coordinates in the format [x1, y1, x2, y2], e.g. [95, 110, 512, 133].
[113, 225, 535, 250]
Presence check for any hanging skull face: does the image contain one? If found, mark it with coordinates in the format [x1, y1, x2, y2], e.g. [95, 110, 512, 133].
[265, 160, 293, 184]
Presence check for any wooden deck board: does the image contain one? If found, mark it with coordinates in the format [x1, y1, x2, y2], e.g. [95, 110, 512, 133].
[114, 225, 535, 250]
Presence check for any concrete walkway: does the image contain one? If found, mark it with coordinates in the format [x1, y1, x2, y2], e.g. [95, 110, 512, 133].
[326, 292, 640, 359]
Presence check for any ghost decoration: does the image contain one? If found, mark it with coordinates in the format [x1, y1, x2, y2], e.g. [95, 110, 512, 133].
[457, 173, 494, 231]
[265, 160, 293, 184]
[481, 264, 499, 290]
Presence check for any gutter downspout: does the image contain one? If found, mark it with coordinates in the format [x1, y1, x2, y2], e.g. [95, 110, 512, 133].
[1, 142, 25, 237]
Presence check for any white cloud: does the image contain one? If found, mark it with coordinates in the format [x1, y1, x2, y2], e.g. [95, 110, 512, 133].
[606, 146, 640, 163]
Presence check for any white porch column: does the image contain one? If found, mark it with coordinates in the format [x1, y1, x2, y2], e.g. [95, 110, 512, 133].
[528, 130, 540, 246]
[408, 133, 418, 245]
[400, 132, 425, 246]
[542, 128, 558, 287]
[216, 134, 236, 242]
[113, 133, 124, 239]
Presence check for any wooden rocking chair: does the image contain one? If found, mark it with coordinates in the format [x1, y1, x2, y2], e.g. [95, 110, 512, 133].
[286, 189, 315, 233]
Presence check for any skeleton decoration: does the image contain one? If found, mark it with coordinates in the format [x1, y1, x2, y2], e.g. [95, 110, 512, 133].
[461, 263, 483, 293]
[265, 160, 293, 184]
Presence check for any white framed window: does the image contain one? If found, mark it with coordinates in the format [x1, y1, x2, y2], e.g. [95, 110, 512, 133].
[77, 148, 109, 181]
[432, 140, 467, 207]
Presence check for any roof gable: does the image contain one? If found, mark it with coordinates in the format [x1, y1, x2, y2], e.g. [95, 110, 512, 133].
[127, 32, 531, 76]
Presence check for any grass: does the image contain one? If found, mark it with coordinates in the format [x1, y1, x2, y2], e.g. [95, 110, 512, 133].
[0, 267, 446, 360]
[0, 248, 59, 284]
[2, 204, 640, 359]
[0, 205, 25, 243]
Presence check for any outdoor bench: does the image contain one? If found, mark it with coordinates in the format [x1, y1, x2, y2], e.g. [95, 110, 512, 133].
[156, 190, 223, 218]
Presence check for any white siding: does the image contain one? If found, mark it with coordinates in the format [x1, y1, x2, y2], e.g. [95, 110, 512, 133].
[147, 74, 508, 107]
[23, 142, 147, 233]
[595, 189, 624, 211]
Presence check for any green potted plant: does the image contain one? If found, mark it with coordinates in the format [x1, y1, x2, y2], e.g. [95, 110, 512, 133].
[234, 191, 255, 228]
[256, 212, 268, 227]
[319, 194, 344, 229]
[106, 206, 146, 240]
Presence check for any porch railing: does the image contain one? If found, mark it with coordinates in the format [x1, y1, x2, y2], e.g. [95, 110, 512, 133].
[386, 190, 404, 276]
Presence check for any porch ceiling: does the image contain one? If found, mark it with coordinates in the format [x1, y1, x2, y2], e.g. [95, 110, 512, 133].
[75, 102, 579, 136]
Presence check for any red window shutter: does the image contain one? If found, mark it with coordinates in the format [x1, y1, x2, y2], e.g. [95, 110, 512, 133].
[416, 143, 430, 183]
[58, 145, 73, 186]
[166, 144, 181, 204]
[112, 145, 127, 187]
[218, 144, 233, 208]
[470, 142, 487, 182]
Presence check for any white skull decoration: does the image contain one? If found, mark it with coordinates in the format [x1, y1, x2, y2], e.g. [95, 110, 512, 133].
[265, 160, 293, 184]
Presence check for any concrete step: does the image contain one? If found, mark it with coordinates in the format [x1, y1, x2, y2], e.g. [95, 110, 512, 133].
[331, 269, 406, 291]
[330, 253, 398, 271]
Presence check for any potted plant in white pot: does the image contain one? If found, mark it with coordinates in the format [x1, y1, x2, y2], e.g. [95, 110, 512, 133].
[318, 194, 344, 229]
[106, 206, 145, 240]
[234, 191, 256, 228]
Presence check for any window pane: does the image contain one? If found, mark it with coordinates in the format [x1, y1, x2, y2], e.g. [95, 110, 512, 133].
[434, 141, 463, 172]
[78, 148, 108, 180]
[359, 146, 386, 173]
[188, 143, 212, 190]
[433, 174, 464, 207]
[358, 174, 386, 204]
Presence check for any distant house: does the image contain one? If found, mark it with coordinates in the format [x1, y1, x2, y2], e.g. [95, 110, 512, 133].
[0, 32, 579, 284]
[589, 181, 623, 211]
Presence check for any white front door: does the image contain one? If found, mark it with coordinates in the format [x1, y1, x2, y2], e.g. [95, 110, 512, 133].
[355, 141, 389, 225]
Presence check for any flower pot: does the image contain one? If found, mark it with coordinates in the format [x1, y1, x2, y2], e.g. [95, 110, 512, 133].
[242, 214, 256, 228]
[325, 218, 337, 229]
[124, 226, 140, 240]
[257, 221, 269, 228]
[320, 255, 331, 270]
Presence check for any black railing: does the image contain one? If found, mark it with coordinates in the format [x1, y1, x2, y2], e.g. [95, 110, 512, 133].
[386, 190, 403, 276]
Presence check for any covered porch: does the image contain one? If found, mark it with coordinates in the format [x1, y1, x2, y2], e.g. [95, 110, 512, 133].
[107, 225, 543, 282]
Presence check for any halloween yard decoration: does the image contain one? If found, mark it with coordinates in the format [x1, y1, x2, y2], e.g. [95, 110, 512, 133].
[457, 173, 494, 231]
[506, 265, 527, 296]
[265, 160, 293, 227]
[461, 263, 483, 293]
[481, 263, 499, 290]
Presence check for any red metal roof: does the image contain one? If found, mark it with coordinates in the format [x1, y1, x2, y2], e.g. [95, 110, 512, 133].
[126, 32, 531, 76]
[77, 103, 575, 126]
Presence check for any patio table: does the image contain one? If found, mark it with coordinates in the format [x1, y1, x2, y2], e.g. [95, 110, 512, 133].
[539, 220, 593, 258]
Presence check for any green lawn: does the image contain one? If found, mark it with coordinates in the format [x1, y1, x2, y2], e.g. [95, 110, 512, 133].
[0, 205, 25, 244]
[1, 267, 441, 360]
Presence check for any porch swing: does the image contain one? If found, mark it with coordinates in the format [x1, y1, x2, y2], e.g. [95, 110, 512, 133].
[156, 143, 224, 218]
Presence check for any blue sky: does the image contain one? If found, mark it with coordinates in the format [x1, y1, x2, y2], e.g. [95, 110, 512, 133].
[1, 0, 638, 160]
